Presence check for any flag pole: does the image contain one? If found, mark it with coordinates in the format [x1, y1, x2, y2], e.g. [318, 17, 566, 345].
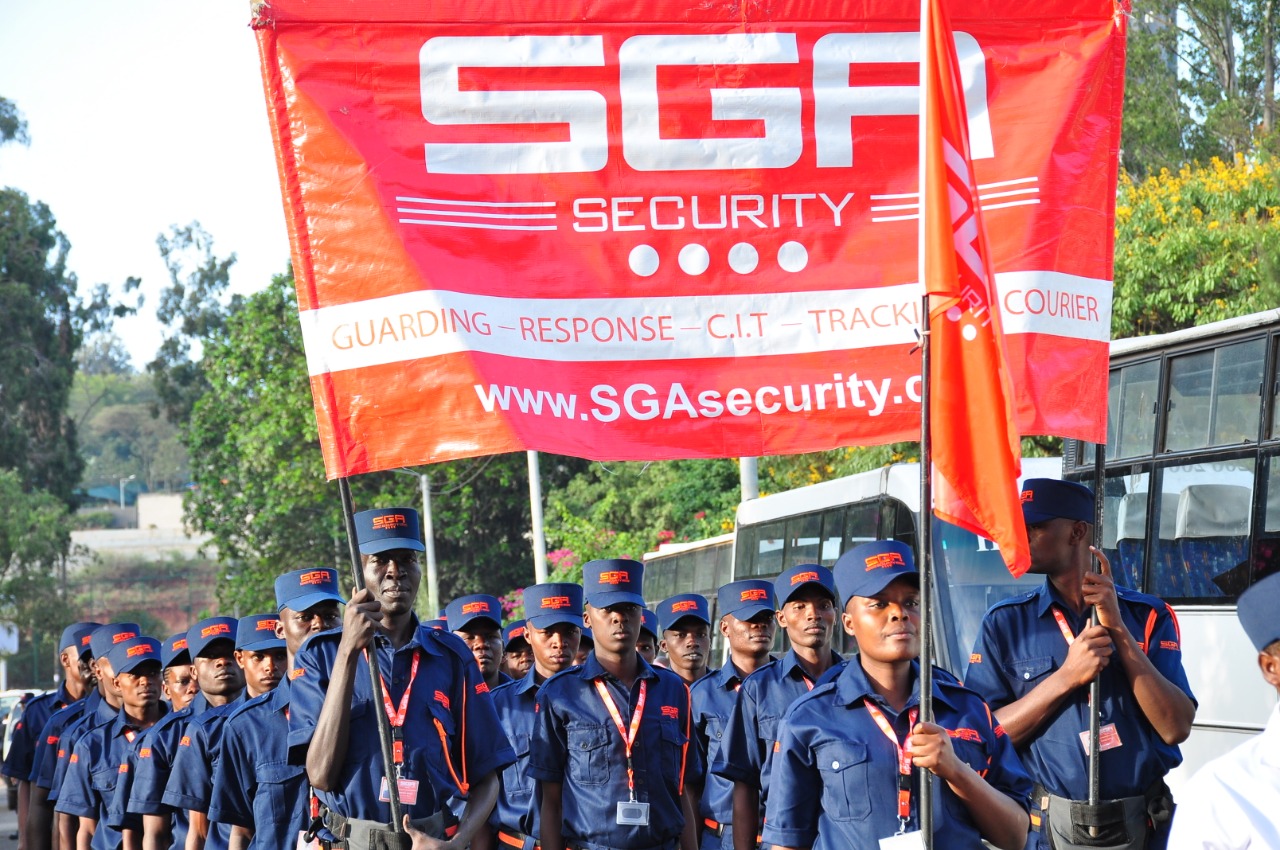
[338, 476, 408, 836]
[917, 0, 935, 841]
[1088, 443, 1105, 822]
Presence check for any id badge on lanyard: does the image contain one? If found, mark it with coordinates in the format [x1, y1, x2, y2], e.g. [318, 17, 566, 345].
[369, 648, 423, 805]
[865, 700, 919, 839]
[594, 678, 650, 827]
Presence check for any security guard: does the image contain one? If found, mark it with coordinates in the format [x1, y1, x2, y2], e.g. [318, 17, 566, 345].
[763, 541, 1031, 850]
[966, 479, 1195, 850]
[49, 622, 139, 850]
[637, 612, 660, 666]
[166, 614, 285, 850]
[575, 629, 595, 667]
[8, 622, 97, 850]
[446, 594, 510, 691]
[289, 507, 515, 849]
[690, 580, 777, 850]
[657, 594, 713, 686]
[424, 619, 448, 631]
[501, 622, 534, 681]
[57, 635, 166, 850]
[1168, 572, 1280, 848]
[210, 568, 345, 850]
[480, 582, 584, 850]
[712, 564, 843, 850]
[130, 616, 245, 850]
[161, 632, 198, 711]
[529, 558, 702, 850]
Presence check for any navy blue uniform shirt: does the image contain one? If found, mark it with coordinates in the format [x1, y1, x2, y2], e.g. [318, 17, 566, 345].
[288, 619, 516, 824]
[128, 692, 217, 848]
[3, 686, 72, 781]
[711, 649, 843, 808]
[488, 667, 543, 844]
[763, 660, 1032, 850]
[529, 652, 703, 850]
[30, 692, 94, 788]
[209, 682, 307, 850]
[49, 693, 117, 803]
[163, 694, 245, 850]
[56, 703, 169, 850]
[965, 582, 1195, 802]
[690, 661, 756, 850]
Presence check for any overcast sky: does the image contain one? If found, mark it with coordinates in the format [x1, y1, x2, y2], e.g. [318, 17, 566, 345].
[0, 1, 290, 369]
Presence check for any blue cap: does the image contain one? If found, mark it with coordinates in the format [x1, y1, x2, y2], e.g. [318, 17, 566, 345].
[774, 564, 838, 606]
[834, 541, 919, 608]
[107, 636, 162, 676]
[640, 609, 660, 640]
[1022, 478, 1093, 524]
[658, 594, 711, 632]
[275, 567, 346, 613]
[718, 580, 777, 621]
[424, 619, 447, 630]
[90, 623, 142, 661]
[503, 622, 529, 649]
[580, 627, 594, 645]
[60, 622, 102, 655]
[187, 617, 239, 659]
[355, 508, 424, 554]
[162, 633, 191, 669]
[446, 595, 503, 631]
[1238, 572, 1280, 651]
[583, 559, 645, 608]
[524, 583, 584, 629]
[237, 614, 285, 652]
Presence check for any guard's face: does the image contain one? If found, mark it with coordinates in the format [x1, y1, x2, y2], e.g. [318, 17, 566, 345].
[635, 633, 658, 664]
[585, 602, 641, 655]
[842, 577, 920, 665]
[362, 549, 421, 616]
[528, 622, 581, 679]
[722, 609, 777, 656]
[63, 649, 90, 691]
[1026, 517, 1085, 575]
[163, 665, 197, 710]
[194, 642, 246, 698]
[115, 662, 161, 712]
[277, 602, 342, 656]
[235, 648, 286, 696]
[661, 621, 711, 679]
[78, 654, 98, 689]
[777, 586, 837, 649]
[456, 622, 504, 678]
[95, 657, 123, 700]
[503, 642, 534, 678]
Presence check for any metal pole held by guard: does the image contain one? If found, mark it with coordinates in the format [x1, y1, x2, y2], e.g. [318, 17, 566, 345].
[1088, 444, 1105, 819]
[338, 477, 408, 838]
[918, 293, 935, 848]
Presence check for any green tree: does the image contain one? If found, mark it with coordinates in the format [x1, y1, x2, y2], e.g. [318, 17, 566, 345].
[0, 96, 29, 147]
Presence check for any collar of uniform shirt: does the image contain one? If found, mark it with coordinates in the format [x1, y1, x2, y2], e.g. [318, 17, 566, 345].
[831, 659, 960, 712]
[575, 651, 660, 682]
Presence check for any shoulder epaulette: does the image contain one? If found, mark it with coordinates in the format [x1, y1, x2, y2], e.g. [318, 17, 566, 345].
[986, 590, 1037, 613]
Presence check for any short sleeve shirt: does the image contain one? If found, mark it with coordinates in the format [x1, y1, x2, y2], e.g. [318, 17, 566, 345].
[965, 581, 1196, 800]
[128, 692, 215, 849]
[488, 668, 542, 838]
[163, 695, 245, 850]
[690, 661, 753, 833]
[209, 683, 307, 850]
[49, 694, 117, 803]
[3, 687, 71, 781]
[30, 694, 92, 788]
[288, 620, 516, 823]
[529, 653, 703, 850]
[763, 660, 1032, 850]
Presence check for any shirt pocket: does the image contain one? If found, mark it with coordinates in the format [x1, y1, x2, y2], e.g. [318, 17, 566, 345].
[703, 715, 725, 760]
[942, 739, 989, 824]
[657, 718, 689, 782]
[815, 741, 871, 822]
[257, 761, 306, 825]
[501, 733, 533, 802]
[566, 724, 612, 787]
[757, 715, 779, 763]
[90, 765, 117, 803]
[1006, 656, 1055, 695]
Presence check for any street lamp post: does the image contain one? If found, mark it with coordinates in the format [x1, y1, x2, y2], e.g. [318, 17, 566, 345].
[394, 469, 440, 618]
[119, 474, 137, 508]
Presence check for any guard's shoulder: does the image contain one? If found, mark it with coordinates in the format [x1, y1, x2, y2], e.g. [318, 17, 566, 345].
[490, 677, 521, 699]
[539, 665, 584, 695]
[421, 625, 473, 665]
[688, 673, 716, 699]
[930, 665, 962, 687]
[1115, 584, 1167, 611]
[739, 658, 781, 691]
[224, 691, 272, 724]
[986, 590, 1038, 615]
[298, 626, 343, 656]
[651, 665, 691, 692]
[786, 680, 838, 719]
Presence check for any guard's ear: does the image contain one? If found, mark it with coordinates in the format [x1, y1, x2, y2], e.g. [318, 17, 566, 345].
[1259, 649, 1280, 690]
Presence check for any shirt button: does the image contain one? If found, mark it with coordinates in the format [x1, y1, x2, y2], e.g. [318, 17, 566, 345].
[1024, 672, 1031, 680]
[831, 760, 840, 769]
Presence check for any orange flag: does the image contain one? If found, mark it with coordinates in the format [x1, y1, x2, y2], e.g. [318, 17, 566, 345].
[921, 0, 1030, 576]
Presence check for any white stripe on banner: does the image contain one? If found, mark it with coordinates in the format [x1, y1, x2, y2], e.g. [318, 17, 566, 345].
[298, 270, 1111, 376]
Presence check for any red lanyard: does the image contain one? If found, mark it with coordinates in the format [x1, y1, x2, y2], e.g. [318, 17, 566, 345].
[594, 678, 647, 801]
[1051, 609, 1077, 645]
[368, 649, 421, 768]
[864, 700, 919, 826]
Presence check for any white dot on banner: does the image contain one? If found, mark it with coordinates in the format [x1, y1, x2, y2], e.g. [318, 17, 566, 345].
[947, 306, 963, 322]
[963, 324, 978, 341]
[728, 243, 759, 274]
[679, 244, 711, 276]
[629, 245, 660, 277]
[778, 241, 808, 272]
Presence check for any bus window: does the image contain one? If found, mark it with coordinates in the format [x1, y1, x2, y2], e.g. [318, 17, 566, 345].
[692, 545, 717, 595]
[844, 501, 879, 552]
[882, 498, 918, 551]
[1254, 455, 1280, 585]
[1166, 339, 1265, 452]
[1109, 359, 1159, 460]
[819, 508, 845, 563]
[786, 512, 823, 566]
[753, 521, 786, 577]
[1154, 459, 1255, 599]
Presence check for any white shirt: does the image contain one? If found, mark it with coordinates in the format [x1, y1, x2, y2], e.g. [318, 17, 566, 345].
[1168, 703, 1280, 849]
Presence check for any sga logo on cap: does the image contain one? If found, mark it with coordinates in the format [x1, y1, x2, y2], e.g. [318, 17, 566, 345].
[670, 599, 699, 612]
[864, 551, 906, 571]
[461, 601, 491, 615]
[256, 619, 278, 631]
[202, 623, 232, 638]
[541, 596, 573, 609]
[790, 571, 819, 585]
[372, 513, 408, 530]
[173, 639, 188, 649]
[299, 570, 331, 586]
[599, 570, 630, 585]
[127, 644, 154, 658]
[1020, 490, 1034, 503]
[113, 631, 138, 644]
[740, 588, 769, 602]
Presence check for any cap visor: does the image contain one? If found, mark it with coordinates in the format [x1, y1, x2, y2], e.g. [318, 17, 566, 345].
[661, 613, 711, 632]
[279, 590, 348, 613]
[453, 615, 502, 632]
[238, 637, 286, 652]
[162, 651, 191, 669]
[587, 590, 647, 609]
[842, 570, 920, 608]
[117, 657, 161, 675]
[527, 612, 582, 630]
[780, 581, 837, 605]
[1022, 508, 1058, 525]
[726, 602, 775, 622]
[358, 537, 425, 554]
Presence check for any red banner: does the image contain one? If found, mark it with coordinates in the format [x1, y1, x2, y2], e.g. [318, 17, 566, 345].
[253, 0, 1124, 478]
